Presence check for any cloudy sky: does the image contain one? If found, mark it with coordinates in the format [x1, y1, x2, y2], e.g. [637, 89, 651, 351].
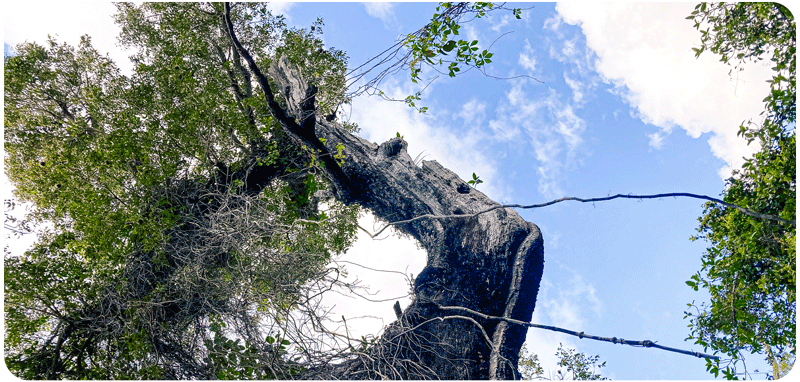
[4, 2, 778, 379]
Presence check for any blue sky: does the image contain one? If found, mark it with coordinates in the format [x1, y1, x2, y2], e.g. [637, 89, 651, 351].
[3, 2, 780, 379]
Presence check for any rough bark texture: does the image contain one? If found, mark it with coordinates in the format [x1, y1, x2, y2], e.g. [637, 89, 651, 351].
[269, 57, 545, 380]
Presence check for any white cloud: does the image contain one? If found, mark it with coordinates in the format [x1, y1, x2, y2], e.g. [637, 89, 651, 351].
[362, 2, 396, 27]
[3, 2, 135, 75]
[523, 279, 577, 367]
[563, 73, 584, 104]
[458, 99, 487, 125]
[265, 2, 296, 17]
[547, 34, 596, 79]
[552, 104, 585, 152]
[549, 37, 576, 64]
[490, 14, 513, 32]
[518, 39, 538, 72]
[545, 229, 561, 251]
[647, 132, 666, 150]
[522, 267, 603, 377]
[349, 81, 512, 202]
[560, 38, 578, 60]
[489, 84, 587, 198]
[2, 3, 300, 76]
[555, 2, 772, 177]
[543, 14, 562, 32]
[487, 84, 526, 141]
[322, 212, 427, 340]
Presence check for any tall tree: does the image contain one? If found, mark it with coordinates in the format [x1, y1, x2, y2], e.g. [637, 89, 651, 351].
[4, 2, 542, 379]
[685, 3, 796, 379]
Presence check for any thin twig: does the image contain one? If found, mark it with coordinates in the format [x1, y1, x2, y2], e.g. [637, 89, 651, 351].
[334, 260, 411, 278]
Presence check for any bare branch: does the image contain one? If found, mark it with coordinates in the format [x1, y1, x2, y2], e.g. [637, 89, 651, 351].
[364, 192, 795, 238]
[436, 304, 721, 361]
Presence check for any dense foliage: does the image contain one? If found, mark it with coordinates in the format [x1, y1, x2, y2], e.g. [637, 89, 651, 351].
[4, 3, 359, 379]
[4, 2, 539, 378]
[685, 3, 796, 379]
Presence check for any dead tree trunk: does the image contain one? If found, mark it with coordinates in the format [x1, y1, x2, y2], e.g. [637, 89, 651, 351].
[224, 6, 544, 377]
[271, 57, 545, 380]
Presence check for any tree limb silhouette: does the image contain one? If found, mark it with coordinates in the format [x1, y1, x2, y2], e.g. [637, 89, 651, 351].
[361, 192, 795, 238]
[436, 304, 720, 361]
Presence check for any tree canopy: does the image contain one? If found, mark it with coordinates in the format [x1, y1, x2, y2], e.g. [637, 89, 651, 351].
[5, 3, 360, 378]
[685, 2, 796, 379]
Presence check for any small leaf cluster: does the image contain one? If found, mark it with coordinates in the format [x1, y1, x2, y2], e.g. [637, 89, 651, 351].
[403, 91, 428, 113]
[518, 343, 608, 380]
[404, 3, 501, 83]
[467, 172, 483, 188]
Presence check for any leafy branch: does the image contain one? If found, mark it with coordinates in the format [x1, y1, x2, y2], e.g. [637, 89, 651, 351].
[345, 2, 538, 111]
[467, 172, 483, 188]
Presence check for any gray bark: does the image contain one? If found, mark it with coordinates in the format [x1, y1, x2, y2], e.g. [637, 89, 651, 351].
[269, 57, 545, 380]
